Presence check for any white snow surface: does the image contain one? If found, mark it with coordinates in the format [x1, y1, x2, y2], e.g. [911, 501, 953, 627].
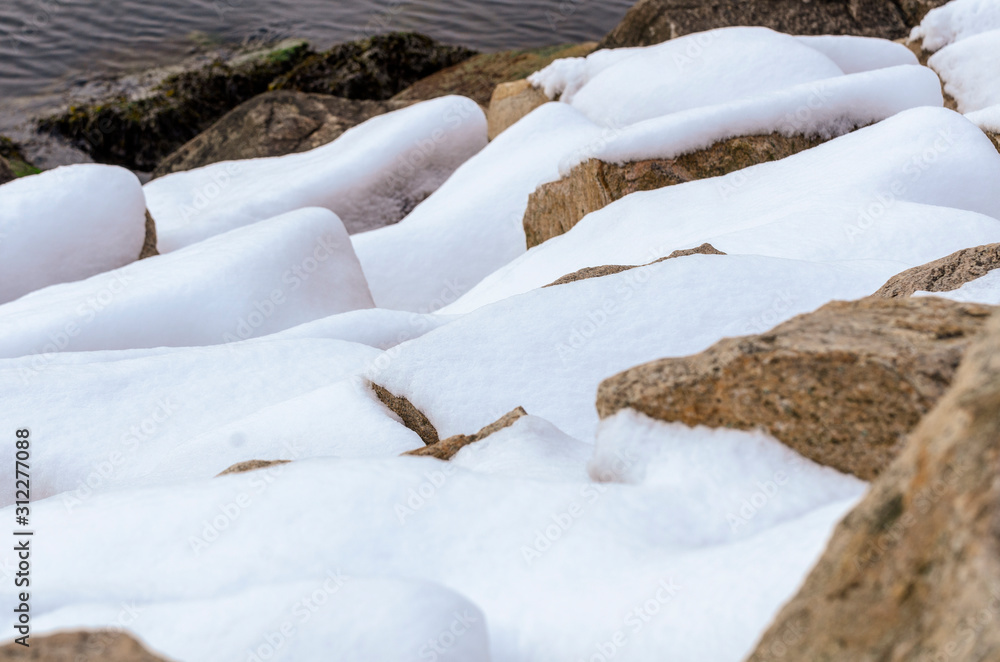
[0, 208, 374, 358]
[929, 29, 1000, 112]
[794, 35, 918, 73]
[967, 103, 1000, 132]
[2, 432, 864, 661]
[912, 0, 1000, 51]
[268, 307, 455, 349]
[448, 108, 1000, 313]
[915, 269, 1000, 304]
[0, 165, 146, 304]
[144, 96, 487, 252]
[0, 336, 419, 506]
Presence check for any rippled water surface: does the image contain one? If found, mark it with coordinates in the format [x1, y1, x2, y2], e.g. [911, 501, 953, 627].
[0, 0, 633, 101]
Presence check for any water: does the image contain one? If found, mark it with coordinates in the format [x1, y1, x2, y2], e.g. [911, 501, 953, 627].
[0, 0, 632, 102]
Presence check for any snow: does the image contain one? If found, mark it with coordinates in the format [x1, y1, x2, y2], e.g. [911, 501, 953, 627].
[447, 107, 1000, 313]
[929, 29, 1000, 112]
[530, 27, 846, 127]
[3, 439, 864, 661]
[0, 208, 374, 358]
[967, 103, 1000, 132]
[0, 335, 419, 506]
[911, 0, 1000, 51]
[370, 254, 904, 443]
[144, 96, 487, 252]
[794, 35, 918, 74]
[915, 269, 1000, 304]
[0, 165, 146, 304]
[268, 307, 455, 349]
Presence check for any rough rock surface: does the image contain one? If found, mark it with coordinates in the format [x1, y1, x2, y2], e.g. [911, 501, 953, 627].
[152, 91, 408, 177]
[404, 407, 528, 460]
[0, 136, 40, 180]
[545, 243, 726, 287]
[139, 210, 159, 260]
[0, 630, 171, 661]
[599, 0, 945, 48]
[745, 307, 1000, 662]
[874, 243, 1000, 298]
[216, 459, 291, 476]
[523, 133, 824, 248]
[597, 297, 994, 480]
[270, 33, 475, 101]
[487, 80, 551, 140]
[38, 40, 314, 172]
[986, 130, 1000, 153]
[391, 43, 595, 107]
[0, 157, 13, 186]
[373, 384, 440, 446]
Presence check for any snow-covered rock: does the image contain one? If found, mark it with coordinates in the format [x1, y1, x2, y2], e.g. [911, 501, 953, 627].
[911, 0, 1000, 51]
[928, 29, 1000, 112]
[916, 269, 1000, 303]
[144, 96, 487, 252]
[268, 307, 455, 349]
[0, 165, 146, 304]
[0, 208, 374, 358]
[794, 35, 918, 74]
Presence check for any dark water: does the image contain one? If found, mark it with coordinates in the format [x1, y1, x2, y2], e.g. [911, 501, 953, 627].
[0, 0, 632, 101]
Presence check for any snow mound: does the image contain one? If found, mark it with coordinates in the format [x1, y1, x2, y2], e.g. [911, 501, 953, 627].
[929, 29, 1000, 112]
[966, 103, 1000, 132]
[33, 576, 490, 662]
[449, 107, 1000, 313]
[794, 35, 918, 74]
[0, 165, 146, 304]
[531, 27, 845, 127]
[0, 208, 374, 358]
[0, 336, 417, 506]
[370, 254, 904, 442]
[911, 0, 1000, 51]
[145, 96, 487, 252]
[915, 270, 1000, 304]
[268, 307, 455, 349]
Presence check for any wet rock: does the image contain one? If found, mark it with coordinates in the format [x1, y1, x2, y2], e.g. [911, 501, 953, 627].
[873, 243, 1000, 298]
[545, 243, 725, 287]
[487, 79, 551, 140]
[0, 630, 171, 661]
[152, 91, 408, 177]
[524, 133, 823, 248]
[216, 459, 291, 476]
[404, 407, 528, 460]
[597, 297, 994, 480]
[745, 307, 1000, 662]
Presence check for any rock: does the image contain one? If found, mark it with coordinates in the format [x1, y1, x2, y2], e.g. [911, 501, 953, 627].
[745, 307, 1000, 662]
[545, 243, 725, 287]
[216, 459, 290, 476]
[373, 383, 439, 446]
[270, 33, 475, 101]
[0, 136, 40, 180]
[391, 43, 596, 107]
[0, 630, 171, 661]
[523, 133, 823, 248]
[873, 243, 1000, 298]
[599, 0, 944, 49]
[404, 407, 528, 460]
[140, 210, 159, 259]
[986, 130, 1000, 153]
[487, 80, 551, 140]
[38, 40, 314, 172]
[152, 91, 408, 177]
[597, 297, 994, 480]
[0, 157, 13, 186]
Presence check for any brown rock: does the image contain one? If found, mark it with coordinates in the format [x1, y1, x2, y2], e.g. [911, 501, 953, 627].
[745, 307, 1000, 662]
[391, 43, 596, 107]
[487, 80, 550, 140]
[139, 210, 160, 259]
[986, 130, 1000, 153]
[873, 243, 1000, 298]
[0, 630, 171, 661]
[545, 243, 725, 287]
[372, 384, 439, 446]
[599, 0, 942, 49]
[216, 459, 291, 477]
[153, 91, 407, 177]
[597, 297, 994, 480]
[404, 407, 528, 460]
[0, 157, 13, 186]
[523, 133, 823, 248]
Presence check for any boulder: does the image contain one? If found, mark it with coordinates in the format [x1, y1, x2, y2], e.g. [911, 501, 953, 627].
[38, 40, 314, 172]
[523, 133, 823, 248]
[373, 384, 440, 446]
[745, 307, 1000, 662]
[270, 32, 475, 100]
[545, 243, 725, 287]
[152, 91, 408, 177]
[0, 630, 170, 661]
[874, 243, 1000, 298]
[216, 459, 290, 476]
[391, 42, 596, 108]
[597, 297, 994, 480]
[404, 407, 528, 460]
[599, 0, 945, 48]
[487, 80, 550, 140]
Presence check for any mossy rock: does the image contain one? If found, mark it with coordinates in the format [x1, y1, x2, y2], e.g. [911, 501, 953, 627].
[0, 136, 40, 181]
